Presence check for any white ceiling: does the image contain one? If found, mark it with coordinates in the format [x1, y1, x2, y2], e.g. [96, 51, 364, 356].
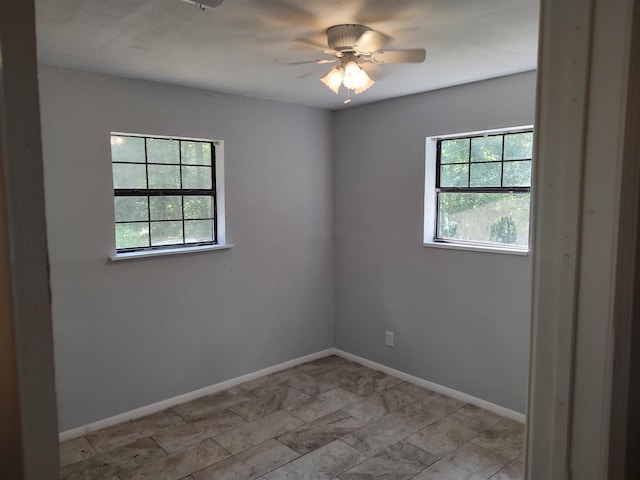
[35, 0, 540, 110]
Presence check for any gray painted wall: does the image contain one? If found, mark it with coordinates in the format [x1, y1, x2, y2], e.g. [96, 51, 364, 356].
[332, 72, 536, 413]
[41, 66, 534, 430]
[39, 66, 334, 431]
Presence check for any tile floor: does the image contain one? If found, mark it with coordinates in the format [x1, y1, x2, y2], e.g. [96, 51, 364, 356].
[59, 355, 525, 480]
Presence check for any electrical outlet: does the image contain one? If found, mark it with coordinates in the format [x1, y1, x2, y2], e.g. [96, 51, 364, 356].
[385, 331, 394, 347]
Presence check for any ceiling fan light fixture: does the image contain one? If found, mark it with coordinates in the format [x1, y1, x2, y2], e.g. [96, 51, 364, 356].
[354, 75, 375, 94]
[320, 66, 344, 94]
[342, 61, 374, 93]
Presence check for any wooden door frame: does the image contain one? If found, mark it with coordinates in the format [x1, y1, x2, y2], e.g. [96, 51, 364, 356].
[0, 1, 59, 478]
[609, 0, 640, 477]
[528, 0, 637, 478]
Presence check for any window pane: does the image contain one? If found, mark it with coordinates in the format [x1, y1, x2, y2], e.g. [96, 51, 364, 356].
[181, 141, 212, 165]
[116, 223, 149, 249]
[182, 166, 212, 189]
[470, 162, 501, 187]
[114, 196, 148, 222]
[440, 138, 469, 164]
[149, 196, 182, 221]
[504, 132, 533, 160]
[148, 165, 180, 189]
[147, 138, 179, 164]
[471, 136, 502, 162]
[185, 220, 213, 243]
[437, 192, 530, 247]
[150, 221, 183, 246]
[440, 164, 468, 187]
[184, 196, 213, 219]
[503, 160, 532, 187]
[112, 163, 147, 189]
[111, 136, 145, 163]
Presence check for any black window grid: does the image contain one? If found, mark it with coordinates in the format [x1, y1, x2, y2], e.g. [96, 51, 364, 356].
[434, 129, 533, 243]
[112, 135, 217, 253]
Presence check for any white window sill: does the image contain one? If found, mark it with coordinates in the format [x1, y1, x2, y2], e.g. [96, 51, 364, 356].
[423, 241, 529, 256]
[109, 244, 234, 262]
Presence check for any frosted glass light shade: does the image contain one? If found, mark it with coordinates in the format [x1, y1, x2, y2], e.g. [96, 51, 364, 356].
[320, 67, 344, 94]
[354, 74, 375, 94]
[342, 61, 374, 93]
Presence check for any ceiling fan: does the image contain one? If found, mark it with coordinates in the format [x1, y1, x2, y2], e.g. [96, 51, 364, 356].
[178, 0, 224, 10]
[283, 24, 426, 102]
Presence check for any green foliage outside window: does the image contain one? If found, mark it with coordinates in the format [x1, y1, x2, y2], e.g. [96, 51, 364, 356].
[436, 129, 533, 249]
[490, 216, 518, 244]
[111, 134, 216, 251]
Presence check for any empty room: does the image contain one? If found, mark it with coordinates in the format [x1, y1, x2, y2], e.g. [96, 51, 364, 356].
[2, 0, 636, 479]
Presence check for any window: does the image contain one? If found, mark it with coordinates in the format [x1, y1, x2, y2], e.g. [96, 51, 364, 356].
[424, 127, 533, 252]
[111, 133, 226, 254]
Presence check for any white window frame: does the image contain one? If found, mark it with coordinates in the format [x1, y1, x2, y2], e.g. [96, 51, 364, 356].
[423, 125, 533, 255]
[109, 132, 232, 261]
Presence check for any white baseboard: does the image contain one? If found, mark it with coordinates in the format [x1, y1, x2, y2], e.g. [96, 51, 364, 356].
[58, 348, 334, 442]
[60, 346, 525, 442]
[330, 348, 526, 424]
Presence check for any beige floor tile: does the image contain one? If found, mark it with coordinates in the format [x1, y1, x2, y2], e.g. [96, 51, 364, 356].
[59, 436, 97, 466]
[61, 458, 117, 480]
[120, 439, 230, 480]
[339, 370, 403, 397]
[152, 410, 246, 453]
[287, 388, 360, 422]
[295, 356, 350, 377]
[214, 410, 303, 454]
[61, 438, 167, 480]
[264, 440, 367, 480]
[239, 369, 320, 398]
[274, 368, 336, 397]
[413, 442, 510, 480]
[343, 386, 416, 422]
[191, 439, 299, 480]
[239, 373, 285, 396]
[87, 409, 186, 453]
[457, 404, 505, 428]
[340, 411, 424, 456]
[337, 440, 437, 480]
[470, 418, 525, 461]
[406, 412, 486, 457]
[230, 388, 311, 421]
[489, 453, 525, 480]
[172, 387, 255, 421]
[314, 363, 379, 391]
[392, 382, 436, 401]
[277, 409, 368, 455]
[60, 358, 525, 480]
[400, 392, 465, 429]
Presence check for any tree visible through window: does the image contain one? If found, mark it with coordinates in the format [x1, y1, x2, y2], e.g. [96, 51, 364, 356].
[435, 129, 533, 249]
[111, 134, 218, 252]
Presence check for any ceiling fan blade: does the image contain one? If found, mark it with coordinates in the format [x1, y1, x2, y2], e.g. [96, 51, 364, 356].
[275, 58, 337, 66]
[293, 37, 339, 56]
[361, 62, 389, 81]
[294, 37, 327, 49]
[296, 68, 321, 79]
[178, 0, 224, 9]
[371, 49, 426, 64]
[354, 29, 390, 54]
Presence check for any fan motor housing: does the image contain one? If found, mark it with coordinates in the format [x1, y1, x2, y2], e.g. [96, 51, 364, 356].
[326, 24, 370, 51]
